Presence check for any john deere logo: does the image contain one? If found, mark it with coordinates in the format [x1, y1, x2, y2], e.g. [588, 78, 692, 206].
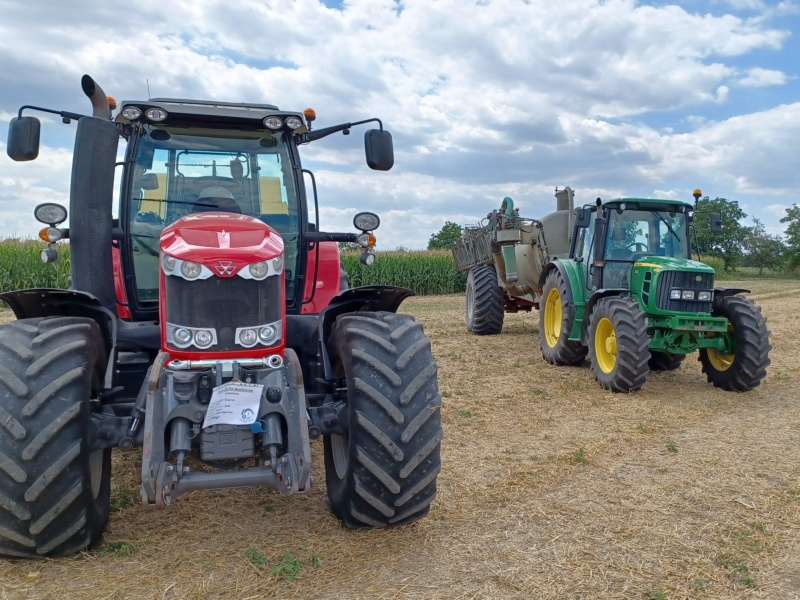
[695, 275, 702, 282]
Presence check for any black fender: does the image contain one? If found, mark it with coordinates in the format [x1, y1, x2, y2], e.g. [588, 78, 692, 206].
[714, 287, 750, 298]
[581, 288, 628, 344]
[0, 288, 117, 387]
[318, 285, 415, 380]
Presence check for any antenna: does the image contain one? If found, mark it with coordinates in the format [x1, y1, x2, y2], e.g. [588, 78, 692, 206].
[146, 79, 151, 99]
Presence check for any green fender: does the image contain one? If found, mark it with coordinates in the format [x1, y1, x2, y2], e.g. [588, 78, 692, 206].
[539, 259, 586, 341]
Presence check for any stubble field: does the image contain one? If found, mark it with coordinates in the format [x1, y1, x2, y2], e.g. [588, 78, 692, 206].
[1, 279, 799, 599]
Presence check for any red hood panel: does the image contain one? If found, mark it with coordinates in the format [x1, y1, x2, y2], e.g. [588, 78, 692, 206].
[161, 213, 284, 269]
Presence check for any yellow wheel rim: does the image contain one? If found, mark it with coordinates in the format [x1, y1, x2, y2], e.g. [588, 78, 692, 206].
[706, 324, 735, 371]
[543, 287, 562, 348]
[594, 317, 617, 374]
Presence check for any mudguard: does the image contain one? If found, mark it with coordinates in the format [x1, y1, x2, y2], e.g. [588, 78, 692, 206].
[317, 285, 414, 379]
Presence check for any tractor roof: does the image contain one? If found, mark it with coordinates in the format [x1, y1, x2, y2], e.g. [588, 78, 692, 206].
[116, 98, 305, 125]
[601, 197, 693, 209]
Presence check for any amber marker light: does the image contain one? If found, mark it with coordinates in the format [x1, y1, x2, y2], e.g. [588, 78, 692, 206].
[303, 108, 316, 123]
[107, 96, 117, 111]
[693, 188, 702, 198]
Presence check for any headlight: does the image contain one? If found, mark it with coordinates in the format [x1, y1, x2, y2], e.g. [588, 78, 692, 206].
[670, 289, 681, 300]
[698, 291, 712, 301]
[174, 328, 192, 344]
[166, 324, 217, 350]
[237, 256, 283, 279]
[263, 116, 283, 130]
[285, 116, 303, 129]
[259, 325, 276, 344]
[353, 211, 380, 231]
[121, 106, 142, 120]
[180, 261, 203, 280]
[249, 261, 269, 279]
[238, 328, 258, 347]
[34, 203, 68, 226]
[193, 329, 215, 348]
[681, 290, 695, 300]
[145, 108, 168, 122]
[162, 254, 176, 273]
[235, 321, 282, 348]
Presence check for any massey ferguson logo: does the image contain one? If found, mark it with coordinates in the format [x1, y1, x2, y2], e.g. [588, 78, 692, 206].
[215, 261, 235, 276]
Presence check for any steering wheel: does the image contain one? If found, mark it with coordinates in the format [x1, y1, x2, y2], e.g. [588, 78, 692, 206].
[626, 242, 648, 253]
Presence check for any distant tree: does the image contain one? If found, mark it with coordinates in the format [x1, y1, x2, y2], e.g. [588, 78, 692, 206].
[780, 204, 800, 270]
[744, 218, 785, 275]
[428, 221, 463, 250]
[691, 197, 749, 271]
[338, 241, 362, 252]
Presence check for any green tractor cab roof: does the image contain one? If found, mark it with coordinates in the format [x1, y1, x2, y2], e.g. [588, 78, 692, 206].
[594, 198, 694, 211]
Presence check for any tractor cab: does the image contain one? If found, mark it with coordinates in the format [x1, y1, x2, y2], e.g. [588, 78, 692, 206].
[572, 199, 694, 292]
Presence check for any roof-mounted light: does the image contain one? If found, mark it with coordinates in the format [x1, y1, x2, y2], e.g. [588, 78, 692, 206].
[121, 106, 142, 120]
[146, 107, 168, 122]
[285, 116, 303, 130]
[263, 116, 283, 130]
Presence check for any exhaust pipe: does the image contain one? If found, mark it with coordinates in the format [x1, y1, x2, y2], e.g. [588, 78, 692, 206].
[81, 74, 111, 120]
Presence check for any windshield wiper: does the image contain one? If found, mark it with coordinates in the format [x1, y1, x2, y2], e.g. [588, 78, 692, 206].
[651, 210, 680, 241]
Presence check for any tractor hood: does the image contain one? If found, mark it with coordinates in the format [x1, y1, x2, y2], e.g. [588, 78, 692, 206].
[632, 256, 715, 274]
[161, 213, 284, 275]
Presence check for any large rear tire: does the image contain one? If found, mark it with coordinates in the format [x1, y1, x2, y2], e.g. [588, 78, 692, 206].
[698, 295, 771, 391]
[465, 265, 504, 335]
[0, 317, 111, 558]
[648, 351, 685, 371]
[539, 269, 587, 366]
[324, 312, 442, 527]
[588, 297, 650, 392]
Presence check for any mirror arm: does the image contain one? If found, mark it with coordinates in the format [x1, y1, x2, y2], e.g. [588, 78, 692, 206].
[305, 231, 359, 243]
[300, 117, 384, 143]
[18, 104, 86, 123]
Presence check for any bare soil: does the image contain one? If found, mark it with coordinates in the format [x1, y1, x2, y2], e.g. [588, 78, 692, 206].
[1, 280, 799, 599]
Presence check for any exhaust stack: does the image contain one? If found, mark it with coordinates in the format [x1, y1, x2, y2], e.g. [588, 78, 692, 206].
[81, 74, 112, 120]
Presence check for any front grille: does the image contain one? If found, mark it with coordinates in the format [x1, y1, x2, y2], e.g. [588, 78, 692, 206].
[655, 270, 714, 313]
[165, 274, 281, 352]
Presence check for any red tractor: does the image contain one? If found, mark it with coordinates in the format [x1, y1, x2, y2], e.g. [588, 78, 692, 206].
[1, 75, 442, 557]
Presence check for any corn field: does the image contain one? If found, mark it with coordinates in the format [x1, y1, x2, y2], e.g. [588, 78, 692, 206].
[0, 239, 70, 293]
[341, 249, 467, 295]
[0, 242, 466, 298]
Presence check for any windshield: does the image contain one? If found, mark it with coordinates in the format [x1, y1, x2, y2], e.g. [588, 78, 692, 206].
[605, 208, 689, 262]
[126, 124, 301, 305]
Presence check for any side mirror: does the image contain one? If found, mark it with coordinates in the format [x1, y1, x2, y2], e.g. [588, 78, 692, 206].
[575, 207, 591, 228]
[710, 212, 722, 232]
[364, 129, 394, 171]
[138, 173, 160, 190]
[7, 116, 41, 161]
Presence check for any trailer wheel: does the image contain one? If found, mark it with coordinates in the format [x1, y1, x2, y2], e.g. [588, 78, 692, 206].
[699, 295, 771, 391]
[324, 312, 442, 528]
[588, 297, 650, 392]
[539, 270, 587, 366]
[648, 351, 685, 371]
[465, 265, 504, 335]
[0, 317, 111, 558]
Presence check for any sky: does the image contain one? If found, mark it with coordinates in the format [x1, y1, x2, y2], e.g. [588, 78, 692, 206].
[1, 0, 798, 250]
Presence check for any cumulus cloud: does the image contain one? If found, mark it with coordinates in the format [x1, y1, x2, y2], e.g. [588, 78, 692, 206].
[0, 0, 797, 248]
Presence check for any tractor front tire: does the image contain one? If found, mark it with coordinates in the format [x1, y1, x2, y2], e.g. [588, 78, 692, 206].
[648, 351, 685, 371]
[0, 317, 111, 558]
[465, 265, 504, 335]
[699, 295, 771, 391]
[539, 269, 587, 366]
[324, 312, 442, 528]
[588, 297, 650, 392]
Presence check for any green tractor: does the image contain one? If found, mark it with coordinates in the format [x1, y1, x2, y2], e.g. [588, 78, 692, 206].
[539, 190, 770, 392]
